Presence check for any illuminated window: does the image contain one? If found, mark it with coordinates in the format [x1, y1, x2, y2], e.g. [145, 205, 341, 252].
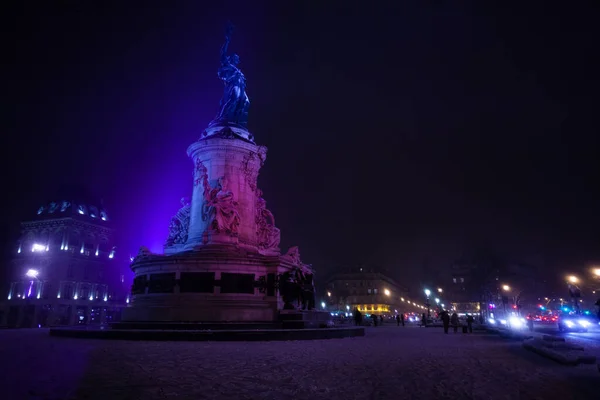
[374, 289, 378, 294]
[368, 289, 371, 294]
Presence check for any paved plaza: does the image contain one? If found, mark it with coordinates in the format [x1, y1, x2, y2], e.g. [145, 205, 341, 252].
[1, 325, 598, 400]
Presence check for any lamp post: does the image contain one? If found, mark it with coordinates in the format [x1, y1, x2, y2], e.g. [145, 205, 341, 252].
[502, 285, 510, 318]
[424, 289, 431, 318]
[566, 275, 581, 315]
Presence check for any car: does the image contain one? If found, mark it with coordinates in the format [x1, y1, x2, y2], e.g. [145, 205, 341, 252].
[557, 316, 590, 332]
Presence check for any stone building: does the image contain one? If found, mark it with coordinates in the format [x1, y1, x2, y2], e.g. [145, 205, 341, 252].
[0, 195, 129, 328]
[324, 267, 424, 316]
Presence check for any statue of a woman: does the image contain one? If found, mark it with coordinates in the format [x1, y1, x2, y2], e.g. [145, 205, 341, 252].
[204, 177, 241, 235]
[209, 22, 250, 129]
[256, 196, 280, 251]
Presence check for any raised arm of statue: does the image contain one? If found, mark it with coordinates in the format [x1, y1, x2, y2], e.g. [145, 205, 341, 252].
[220, 37, 230, 65]
[220, 21, 235, 65]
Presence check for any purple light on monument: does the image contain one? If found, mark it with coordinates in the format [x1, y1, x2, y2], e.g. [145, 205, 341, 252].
[27, 281, 33, 297]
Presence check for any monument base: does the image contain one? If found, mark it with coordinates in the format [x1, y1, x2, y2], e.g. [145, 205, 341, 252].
[279, 310, 334, 329]
[123, 247, 283, 323]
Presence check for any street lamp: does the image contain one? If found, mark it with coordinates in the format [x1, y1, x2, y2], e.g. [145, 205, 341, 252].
[437, 288, 443, 293]
[384, 289, 390, 296]
[25, 269, 39, 278]
[321, 301, 326, 309]
[424, 289, 431, 318]
[566, 275, 581, 314]
[327, 291, 331, 297]
[502, 285, 510, 292]
[593, 268, 600, 277]
[435, 298, 440, 305]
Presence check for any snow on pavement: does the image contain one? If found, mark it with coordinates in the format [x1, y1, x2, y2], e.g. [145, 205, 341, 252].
[0, 326, 598, 400]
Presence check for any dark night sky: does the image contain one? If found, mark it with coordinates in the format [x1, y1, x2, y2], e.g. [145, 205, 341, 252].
[3, 1, 600, 291]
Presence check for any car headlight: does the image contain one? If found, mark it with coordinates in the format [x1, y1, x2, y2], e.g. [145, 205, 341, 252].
[488, 319, 496, 324]
[578, 320, 590, 328]
[509, 316, 523, 328]
[565, 320, 574, 328]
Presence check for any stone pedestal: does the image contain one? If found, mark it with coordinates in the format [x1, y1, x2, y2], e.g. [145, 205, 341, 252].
[279, 310, 333, 329]
[184, 129, 267, 251]
[122, 245, 287, 323]
[123, 126, 314, 325]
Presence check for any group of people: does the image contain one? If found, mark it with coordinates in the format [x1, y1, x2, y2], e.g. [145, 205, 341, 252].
[351, 309, 476, 334]
[439, 310, 475, 334]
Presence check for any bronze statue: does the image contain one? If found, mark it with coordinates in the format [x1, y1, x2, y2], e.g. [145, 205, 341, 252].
[209, 22, 250, 129]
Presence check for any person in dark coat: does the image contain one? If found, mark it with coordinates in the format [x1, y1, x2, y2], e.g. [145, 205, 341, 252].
[421, 313, 427, 327]
[466, 314, 474, 333]
[400, 313, 405, 326]
[450, 312, 459, 333]
[441, 310, 450, 334]
[396, 314, 400, 326]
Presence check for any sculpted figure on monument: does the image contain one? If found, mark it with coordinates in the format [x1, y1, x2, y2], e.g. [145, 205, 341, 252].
[256, 191, 280, 251]
[132, 246, 153, 263]
[283, 246, 302, 265]
[209, 21, 250, 129]
[165, 197, 191, 246]
[203, 176, 241, 235]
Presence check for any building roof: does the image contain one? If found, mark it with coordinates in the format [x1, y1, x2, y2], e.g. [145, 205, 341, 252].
[32, 184, 110, 224]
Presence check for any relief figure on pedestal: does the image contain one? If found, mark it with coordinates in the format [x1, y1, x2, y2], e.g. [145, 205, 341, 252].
[209, 21, 250, 129]
[203, 176, 241, 235]
[256, 190, 280, 251]
[165, 197, 191, 246]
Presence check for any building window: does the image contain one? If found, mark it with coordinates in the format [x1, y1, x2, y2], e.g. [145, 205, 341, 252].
[62, 283, 73, 300]
[42, 283, 52, 299]
[374, 289, 378, 294]
[368, 289, 371, 294]
[453, 278, 457, 283]
[67, 263, 74, 278]
[460, 277, 465, 283]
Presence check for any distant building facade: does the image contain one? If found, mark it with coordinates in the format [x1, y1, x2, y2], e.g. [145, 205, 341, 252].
[324, 267, 422, 316]
[448, 259, 539, 316]
[0, 198, 129, 328]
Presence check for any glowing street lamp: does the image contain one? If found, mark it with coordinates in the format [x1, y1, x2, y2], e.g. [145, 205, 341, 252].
[25, 269, 39, 278]
[502, 285, 511, 292]
[567, 275, 579, 284]
[437, 288, 443, 293]
[593, 268, 600, 277]
[435, 298, 440, 305]
[327, 291, 331, 297]
[384, 289, 390, 296]
[31, 243, 46, 252]
[424, 289, 431, 297]
[321, 301, 326, 309]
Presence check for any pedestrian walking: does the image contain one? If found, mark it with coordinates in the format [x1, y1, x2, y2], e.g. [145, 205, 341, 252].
[450, 312, 459, 333]
[396, 314, 400, 326]
[466, 314, 474, 333]
[400, 313, 405, 327]
[441, 310, 450, 334]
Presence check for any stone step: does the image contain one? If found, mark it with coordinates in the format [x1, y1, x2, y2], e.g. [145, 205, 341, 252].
[111, 321, 282, 330]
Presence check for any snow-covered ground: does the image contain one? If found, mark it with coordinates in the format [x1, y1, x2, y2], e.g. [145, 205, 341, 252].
[0, 326, 597, 400]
